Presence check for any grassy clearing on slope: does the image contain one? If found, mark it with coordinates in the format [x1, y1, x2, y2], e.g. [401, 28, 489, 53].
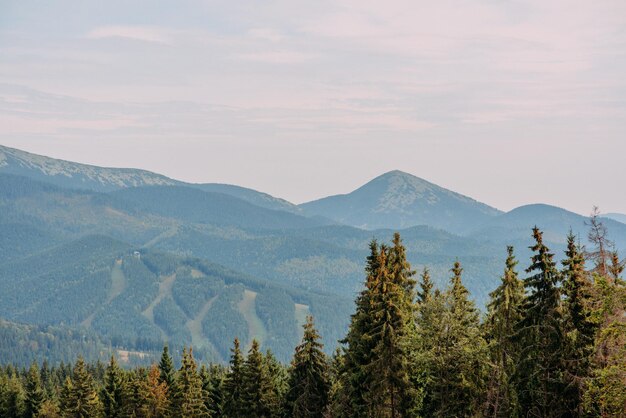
[141, 273, 176, 326]
[295, 303, 310, 340]
[238, 290, 267, 349]
[186, 295, 221, 360]
[107, 259, 126, 303]
[81, 259, 126, 328]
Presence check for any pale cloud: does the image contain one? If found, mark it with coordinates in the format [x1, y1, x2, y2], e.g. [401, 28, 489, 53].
[232, 50, 318, 64]
[247, 28, 284, 42]
[86, 25, 173, 45]
[1, 0, 626, 213]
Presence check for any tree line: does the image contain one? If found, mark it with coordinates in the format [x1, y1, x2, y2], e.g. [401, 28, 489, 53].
[1, 212, 625, 417]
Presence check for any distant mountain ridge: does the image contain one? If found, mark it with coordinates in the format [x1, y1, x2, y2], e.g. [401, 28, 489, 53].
[605, 213, 626, 225]
[0, 144, 299, 213]
[0, 145, 176, 191]
[300, 170, 502, 234]
[468, 203, 626, 250]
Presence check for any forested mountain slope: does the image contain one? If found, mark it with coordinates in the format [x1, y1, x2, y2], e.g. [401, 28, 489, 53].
[0, 235, 351, 363]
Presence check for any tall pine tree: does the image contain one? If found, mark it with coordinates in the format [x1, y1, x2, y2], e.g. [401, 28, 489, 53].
[63, 357, 103, 418]
[144, 364, 169, 418]
[416, 267, 433, 305]
[561, 232, 595, 416]
[102, 355, 124, 418]
[223, 338, 246, 418]
[516, 227, 566, 417]
[286, 316, 330, 418]
[365, 238, 417, 417]
[332, 240, 381, 418]
[415, 261, 487, 417]
[24, 362, 45, 418]
[241, 340, 275, 417]
[172, 347, 209, 418]
[158, 346, 175, 390]
[484, 246, 525, 417]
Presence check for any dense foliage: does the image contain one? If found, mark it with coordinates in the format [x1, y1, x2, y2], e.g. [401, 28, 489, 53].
[1, 223, 625, 416]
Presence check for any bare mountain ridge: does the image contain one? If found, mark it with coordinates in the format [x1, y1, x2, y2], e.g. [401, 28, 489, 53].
[0, 144, 299, 213]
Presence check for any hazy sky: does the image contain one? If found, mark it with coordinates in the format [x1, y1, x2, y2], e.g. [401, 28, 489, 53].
[1, 0, 625, 214]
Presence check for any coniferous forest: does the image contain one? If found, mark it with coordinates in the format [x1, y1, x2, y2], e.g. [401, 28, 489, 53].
[1, 215, 625, 417]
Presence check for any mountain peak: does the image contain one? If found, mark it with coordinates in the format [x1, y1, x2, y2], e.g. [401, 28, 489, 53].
[374, 170, 429, 183]
[301, 171, 501, 233]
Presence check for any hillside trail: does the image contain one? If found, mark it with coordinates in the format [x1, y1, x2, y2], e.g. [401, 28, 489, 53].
[238, 289, 267, 349]
[142, 226, 179, 248]
[185, 295, 220, 358]
[141, 273, 177, 333]
[81, 259, 126, 328]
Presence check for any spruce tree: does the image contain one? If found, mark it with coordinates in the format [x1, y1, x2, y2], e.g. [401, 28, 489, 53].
[263, 350, 287, 417]
[158, 346, 175, 390]
[59, 377, 74, 417]
[144, 364, 169, 418]
[121, 369, 146, 418]
[205, 365, 225, 417]
[64, 356, 103, 418]
[241, 340, 274, 417]
[24, 362, 45, 418]
[332, 240, 381, 418]
[416, 267, 433, 305]
[365, 242, 417, 417]
[516, 227, 565, 417]
[561, 232, 595, 415]
[172, 347, 209, 418]
[584, 246, 626, 415]
[102, 356, 124, 418]
[223, 338, 246, 418]
[41, 360, 56, 400]
[416, 261, 487, 417]
[484, 246, 525, 417]
[0, 374, 25, 418]
[414, 283, 445, 417]
[286, 316, 330, 418]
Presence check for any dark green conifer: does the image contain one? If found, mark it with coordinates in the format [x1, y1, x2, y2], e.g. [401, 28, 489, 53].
[64, 356, 103, 417]
[264, 350, 287, 416]
[366, 243, 417, 417]
[516, 227, 566, 417]
[172, 347, 209, 418]
[561, 232, 596, 415]
[223, 338, 246, 418]
[241, 340, 274, 417]
[102, 356, 124, 418]
[417, 261, 487, 417]
[24, 362, 45, 418]
[416, 267, 433, 305]
[158, 346, 175, 390]
[0, 374, 25, 418]
[286, 316, 330, 418]
[332, 240, 380, 418]
[59, 377, 73, 416]
[484, 246, 525, 417]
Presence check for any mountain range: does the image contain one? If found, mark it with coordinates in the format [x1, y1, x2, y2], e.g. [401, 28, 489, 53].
[1, 143, 624, 364]
[605, 212, 626, 225]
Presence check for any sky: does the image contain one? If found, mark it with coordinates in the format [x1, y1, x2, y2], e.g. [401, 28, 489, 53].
[1, 0, 625, 214]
